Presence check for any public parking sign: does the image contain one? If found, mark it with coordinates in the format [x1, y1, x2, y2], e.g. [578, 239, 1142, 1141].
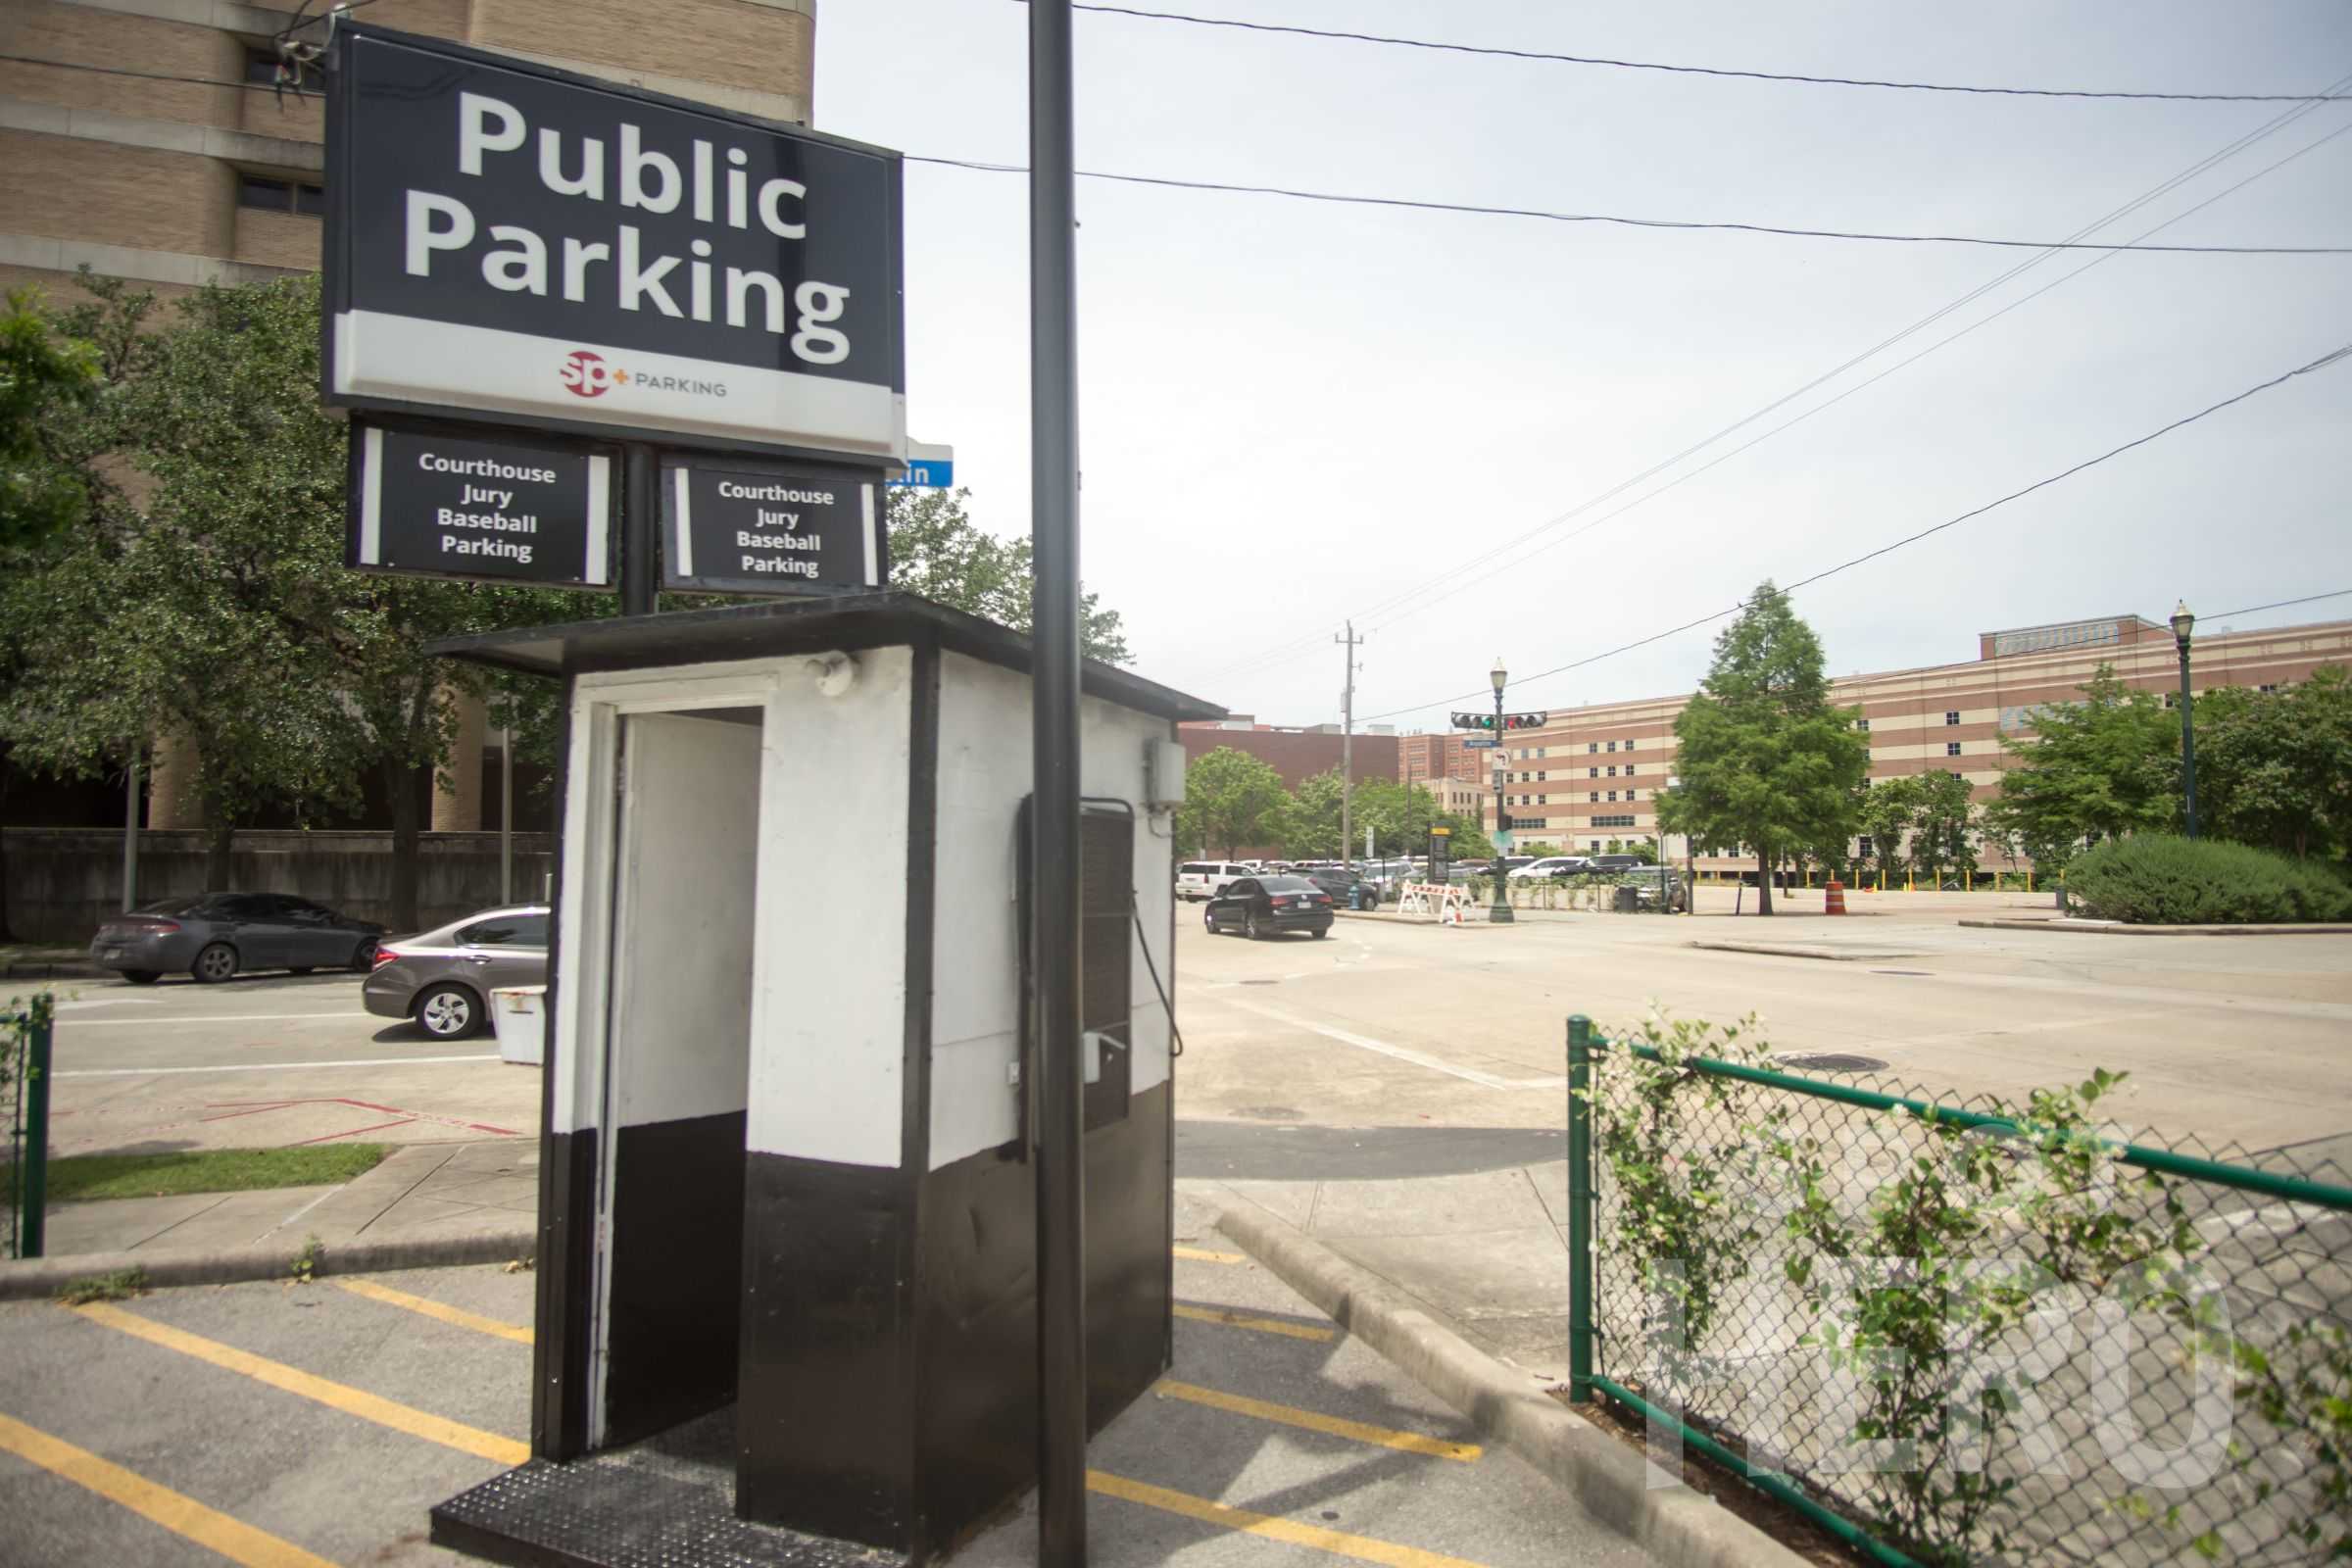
[662, 460, 882, 595]
[349, 419, 613, 588]
[323, 26, 906, 464]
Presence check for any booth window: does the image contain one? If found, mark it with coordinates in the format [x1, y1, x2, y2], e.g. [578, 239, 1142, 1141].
[240, 174, 326, 216]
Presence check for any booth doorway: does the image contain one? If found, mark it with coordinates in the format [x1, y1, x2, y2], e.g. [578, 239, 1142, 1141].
[587, 706, 762, 1447]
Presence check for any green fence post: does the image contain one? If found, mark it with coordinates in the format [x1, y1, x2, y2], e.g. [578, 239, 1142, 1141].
[1566, 1014, 1594, 1403]
[19, 1004, 51, 1259]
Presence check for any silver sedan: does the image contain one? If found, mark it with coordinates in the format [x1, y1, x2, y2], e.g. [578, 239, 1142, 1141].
[363, 905, 549, 1041]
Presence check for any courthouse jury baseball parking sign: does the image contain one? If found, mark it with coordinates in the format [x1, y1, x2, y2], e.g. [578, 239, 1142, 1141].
[322, 26, 906, 462]
[662, 461, 881, 595]
[350, 421, 613, 588]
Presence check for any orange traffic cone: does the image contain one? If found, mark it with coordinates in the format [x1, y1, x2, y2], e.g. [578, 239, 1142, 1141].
[1826, 880, 1847, 915]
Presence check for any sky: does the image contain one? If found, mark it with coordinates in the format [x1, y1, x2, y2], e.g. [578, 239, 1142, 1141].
[813, 1, 2352, 731]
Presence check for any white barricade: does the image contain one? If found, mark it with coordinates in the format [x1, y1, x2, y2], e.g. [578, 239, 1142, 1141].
[1396, 882, 1477, 923]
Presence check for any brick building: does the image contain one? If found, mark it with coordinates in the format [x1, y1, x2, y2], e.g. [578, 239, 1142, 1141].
[1420, 613, 2352, 876]
[1177, 716, 1399, 794]
[0, 0, 812, 832]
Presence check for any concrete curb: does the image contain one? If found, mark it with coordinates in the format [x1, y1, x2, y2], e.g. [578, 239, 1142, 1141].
[1957, 917, 2352, 936]
[1, 960, 107, 980]
[1687, 939, 1924, 962]
[0, 1226, 535, 1300]
[1210, 1200, 1809, 1568]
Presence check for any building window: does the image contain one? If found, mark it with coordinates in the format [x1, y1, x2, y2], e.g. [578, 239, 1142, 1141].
[2259, 683, 2278, 694]
[1606, 741, 1617, 753]
[1629, 789, 1640, 801]
[1538, 771, 1547, 780]
[1946, 741, 1962, 757]
[1859, 835, 1875, 858]
[1857, 717, 1870, 732]
[1623, 738, 1636, 750]
[1589, 767, 1598, 778]
[1590, 792, 1598, 803]
[1626, 763, 1637, 775]
[239, 174, 326, 217]
[1944, 710, 1960, 726]
[1589, 742, 1598, 754]
[1607, 791, 1617, 803]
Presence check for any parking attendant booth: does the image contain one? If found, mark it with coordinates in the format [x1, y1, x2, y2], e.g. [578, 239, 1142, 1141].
[425, 593, 1214, 1568]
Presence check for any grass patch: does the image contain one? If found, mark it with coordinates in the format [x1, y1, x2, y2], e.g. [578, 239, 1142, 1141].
[43, 1145, 390, 1203]
[57, 1267, 146, 1305]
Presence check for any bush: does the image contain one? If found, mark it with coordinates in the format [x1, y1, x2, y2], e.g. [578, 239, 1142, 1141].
[2067, 834, 2352, 924]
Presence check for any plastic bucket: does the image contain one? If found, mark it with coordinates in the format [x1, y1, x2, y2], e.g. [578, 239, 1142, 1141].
[490, 985, 548, 1066]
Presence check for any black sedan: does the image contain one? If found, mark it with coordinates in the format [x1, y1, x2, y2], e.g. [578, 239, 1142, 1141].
[89, 893, 386, 984]
[1293, 866, 1377, 906]
[1203, 875, 1334, 940]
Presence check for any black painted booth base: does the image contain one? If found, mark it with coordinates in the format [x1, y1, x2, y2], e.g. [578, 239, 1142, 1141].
[431, 1407, 908, 1568]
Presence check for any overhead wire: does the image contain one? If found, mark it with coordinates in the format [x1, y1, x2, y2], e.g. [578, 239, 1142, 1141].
[906, 155, 2352, 255]
[1196, 70, 2352, 684]
[1051, 4, 2352, 104]
[1356, 341, 2352, 722]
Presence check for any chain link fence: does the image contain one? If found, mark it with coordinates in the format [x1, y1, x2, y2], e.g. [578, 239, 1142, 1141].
[3, 993, 55, 1259]
[1566, 1013, 2352, 1567]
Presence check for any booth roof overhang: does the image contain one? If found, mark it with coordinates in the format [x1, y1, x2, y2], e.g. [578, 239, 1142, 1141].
[425, 591, 1225, 723]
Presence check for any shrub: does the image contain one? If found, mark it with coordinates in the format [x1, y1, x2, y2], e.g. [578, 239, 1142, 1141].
[2067, 834, 2352, 924]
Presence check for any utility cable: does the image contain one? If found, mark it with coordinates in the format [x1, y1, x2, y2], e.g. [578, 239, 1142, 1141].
[1049, 3, 2352, 104]
[1357, 342, 2352, 722]
[1196, 72, 2352, 684]
[907, 155, 2352, 255]
[2187, 588, 2352, 623]
[0, 53, 316, 96]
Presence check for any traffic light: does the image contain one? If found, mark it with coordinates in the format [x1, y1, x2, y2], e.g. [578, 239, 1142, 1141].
[1449, 711, 1496, 731]
[1501, 712, 1548, 730]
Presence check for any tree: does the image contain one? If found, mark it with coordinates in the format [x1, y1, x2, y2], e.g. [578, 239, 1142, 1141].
[886, 486, 1131, 664]
[0, 286, 100, 550]
[1655, 583, 1868, 914]
[2194, 669, 2352, 863]
[1176, 747, 1288, 858]
[1904, 770, 1980, 886]
[1983, 665, 2179, 881]
[1855, 774, 1919, 887]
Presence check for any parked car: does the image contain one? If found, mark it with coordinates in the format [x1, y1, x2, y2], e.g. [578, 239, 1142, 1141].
[89, 893, 386, 985]
[1202, 875, 1335, 940]
[1294, 865, 1375, 905]
[1544, 858, 1598, 879]
[1508, 857, 1583, 881]
[363, 905, 550, 1040]
[1587, 854, 1651, 874]
[1175, 861, 1254, 902]
[1622, 866, 1688, 910]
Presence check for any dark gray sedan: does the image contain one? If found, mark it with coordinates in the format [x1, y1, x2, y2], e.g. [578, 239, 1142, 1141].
[89, 894, 385, 984]
[363, 905, 549, 1041]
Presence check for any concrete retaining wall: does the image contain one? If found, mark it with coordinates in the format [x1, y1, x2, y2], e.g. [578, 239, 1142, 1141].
[0, 828, 556, 942]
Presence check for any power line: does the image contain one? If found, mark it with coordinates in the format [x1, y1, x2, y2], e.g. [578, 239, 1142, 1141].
[0, 53, 317, 96]
[1198, 74, 2352, 684]
[2194, 588, 2352, 622]
[1358, 341, 2352, 722]
[1052, 3, 2352, 104]
[908, 155, 2352, 255]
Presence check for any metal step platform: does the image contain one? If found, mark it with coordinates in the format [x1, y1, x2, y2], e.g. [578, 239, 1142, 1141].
[430, 1407, 908, 1568]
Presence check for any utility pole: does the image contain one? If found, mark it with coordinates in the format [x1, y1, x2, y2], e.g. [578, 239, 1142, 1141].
[1335, 622, 1362, 870]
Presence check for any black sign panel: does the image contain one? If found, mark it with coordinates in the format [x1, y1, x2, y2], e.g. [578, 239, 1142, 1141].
[662, 461, 882, 595]
[348, 420, 613, 589]
[1427, 828, 1450, 886]
[323, 26, 906, 461]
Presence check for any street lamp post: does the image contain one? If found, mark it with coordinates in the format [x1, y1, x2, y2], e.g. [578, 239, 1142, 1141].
[1489, 657, 1514, 924]
[2170, 601, 2198, 839]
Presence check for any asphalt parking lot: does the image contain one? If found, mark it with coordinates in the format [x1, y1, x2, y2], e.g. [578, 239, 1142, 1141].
[0, 1246, 1649, 1568]
[43, 971, 540, 1159]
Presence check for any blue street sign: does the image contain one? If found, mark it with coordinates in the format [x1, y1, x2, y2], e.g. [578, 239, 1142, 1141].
[888, 457, 955, 488]
[1463, 737, 1499, 749]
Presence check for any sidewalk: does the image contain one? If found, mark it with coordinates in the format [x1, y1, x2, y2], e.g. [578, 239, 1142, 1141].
[7, 1141, 535, 1295]
[1179, 1167, 1570, 1378]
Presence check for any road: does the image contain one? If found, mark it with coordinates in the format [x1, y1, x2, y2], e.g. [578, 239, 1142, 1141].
[1174, 897, 2352, 1157]
[44, 973, 538, 1158]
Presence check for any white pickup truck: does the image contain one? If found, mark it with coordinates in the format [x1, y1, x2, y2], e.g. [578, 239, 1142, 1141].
[1175, 860, 1254, 902]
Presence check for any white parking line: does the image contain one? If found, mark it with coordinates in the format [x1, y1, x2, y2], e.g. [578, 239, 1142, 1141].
[61, 1011, 375, 1027]
[1216, 996, 1567, 1091]
[56, 1054, 501, 1078]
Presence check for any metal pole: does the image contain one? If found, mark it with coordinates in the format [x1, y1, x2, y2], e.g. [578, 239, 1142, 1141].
[621, 442, 658, 616]
[1565, 1015, 1592, 1401]
[1336, 621, 1358, 872]
[500, 722, 514, 906]
[122, 746, 141, 913]
[2177, 637, 2198, 839]
[1027, 5, 1087, 1564]
[1489, 682, 1513, 922]
[19, 1004, 51, 1259]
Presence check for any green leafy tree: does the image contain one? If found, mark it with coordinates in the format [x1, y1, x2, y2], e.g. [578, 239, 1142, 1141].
[0, 285, 100, 550]
[886, 486, 1130, 663]
[2194, 669, 2352, 862]
[1655, 582, 1868, 914]
[1854, 774, 1918, 886]
[1176, 747, 1288, 858]
[1983, 666, 2179, 881]
[1904, 769, 1981, 886]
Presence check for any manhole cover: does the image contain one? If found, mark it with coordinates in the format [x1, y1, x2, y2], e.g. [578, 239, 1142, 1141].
[1870, 969, 1933, 977]
[1234, 1105, 1306, 1121]
[1775, 1053, 1890, 1073]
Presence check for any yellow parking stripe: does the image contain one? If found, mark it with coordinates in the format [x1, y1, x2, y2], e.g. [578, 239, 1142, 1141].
[70, 1302, 527, 1466]
[1156, 1380, 1481, 1461]
[0, 1409, 337, 1568]
[1173, 1245, 1247, 1263]
[1089, 1470, 1491, 1568]
[1172, 1302, 1336, 1343]
[333, 1278, 534, 1345]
